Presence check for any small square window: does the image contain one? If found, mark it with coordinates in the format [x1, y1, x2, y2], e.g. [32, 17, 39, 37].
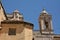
[8, 28, 16, 35]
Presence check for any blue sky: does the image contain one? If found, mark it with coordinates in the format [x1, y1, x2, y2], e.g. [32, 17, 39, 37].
[2, 0, 60, 34]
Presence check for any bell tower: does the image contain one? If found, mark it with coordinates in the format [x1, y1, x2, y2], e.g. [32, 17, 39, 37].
[39, 9, 54, 35]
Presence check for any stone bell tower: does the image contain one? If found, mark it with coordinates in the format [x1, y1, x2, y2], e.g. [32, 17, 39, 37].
[39, 9, 54, 35]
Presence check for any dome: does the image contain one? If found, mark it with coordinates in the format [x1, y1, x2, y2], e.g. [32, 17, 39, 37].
[13, 9, 20, 13]
[41, 8, 48, 14]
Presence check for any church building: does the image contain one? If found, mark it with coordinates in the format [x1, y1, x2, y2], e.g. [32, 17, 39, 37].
[0, 1, 33, 40]
[0, 1, 60, 40]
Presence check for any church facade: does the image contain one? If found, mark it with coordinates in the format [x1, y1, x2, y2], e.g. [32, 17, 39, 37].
[0, 1, 33, 40]
[0, 1, 60, 40]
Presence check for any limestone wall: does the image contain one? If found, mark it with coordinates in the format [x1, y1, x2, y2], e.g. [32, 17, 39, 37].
[24, 24, 33, 40]
[0, 22, 33, 40]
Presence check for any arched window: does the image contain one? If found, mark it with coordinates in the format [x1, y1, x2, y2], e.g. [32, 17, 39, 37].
[45, 21, 49, 29]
